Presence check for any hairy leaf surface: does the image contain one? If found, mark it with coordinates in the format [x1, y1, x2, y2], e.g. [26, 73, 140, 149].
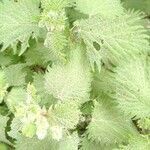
[0, 0, 40, 55]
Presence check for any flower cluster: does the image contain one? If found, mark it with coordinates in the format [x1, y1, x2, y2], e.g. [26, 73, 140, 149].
[14, 84, 64, 141]
[14, 84, 49, 140]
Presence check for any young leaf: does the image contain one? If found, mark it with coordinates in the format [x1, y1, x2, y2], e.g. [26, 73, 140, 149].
[39, 0, 73, 62]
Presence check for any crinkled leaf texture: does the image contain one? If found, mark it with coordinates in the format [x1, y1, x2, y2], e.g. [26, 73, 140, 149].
[43, 32, 68, 62]
[93, 56, 150, 120]
[24, 42, 52, 66]
[113, 57, 150, 119]
[6, 87, 26, 112]
[45, 47, 91, 102]
[87, 95, 137, 144]
[0, 0, 149, 149]
[50, 100, 80, 129]
[77, 11, 149, 66]
[4, 64, 27, 86]
[0, 0, 40, 55]
[33, 73, 56, 107]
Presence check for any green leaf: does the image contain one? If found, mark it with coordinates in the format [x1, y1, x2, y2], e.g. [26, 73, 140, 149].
[0, 105, 8, 116]
[122, 0, 150, 15]
[0, 115, 11, 145]
[24, 42, 51, 66]
[77, 12, 149, 66]
[33, 73, 56, 107]
[15, 135, 57, 150]
[4, 64, 27, 86]
[44, 47, 91, 102]
[6, 87, 26, 112]
[15, 132, 79, 150]
[113, 56, 150, 119]
[41, 0, 74, 11]
[0, 53, 12, 66]
[87, 96, 137, 144]
[39, 0, 69, 62]
[66, 8, 88, 24]
[80, 100, 94, 115]
[86, 44, 102, 72]
[80, 135, 117, 150]
[10, 117, 79, 150]
[58, 132, 79, 150]
[33, 73, 47, 95]
[76, 0, 124, 17]
[43, 31, 68, 62]
[93, 56, 150, 121]
[8, 118, 22, 140]
[0, 69, 8, 103]
[92, 67, 115, 97]
[0, 0, 40, 55]
[50, 100, 80, 129]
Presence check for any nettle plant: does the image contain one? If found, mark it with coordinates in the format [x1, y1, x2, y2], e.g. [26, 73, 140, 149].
[0, 0, 150, 149]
